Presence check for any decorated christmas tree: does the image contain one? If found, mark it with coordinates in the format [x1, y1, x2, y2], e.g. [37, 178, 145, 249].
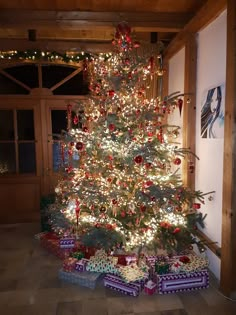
[49, 22, 210, 256]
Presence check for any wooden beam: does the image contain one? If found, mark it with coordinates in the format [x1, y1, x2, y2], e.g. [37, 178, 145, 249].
[0, 10, 193, 32]
[50, 67, 82, 92]
[182, 34, 197, 190]
[164, 0, 227, 60]
[220, 0, 236, 297]
[0, 39, 113, 53]
[0, 69, 31, 91]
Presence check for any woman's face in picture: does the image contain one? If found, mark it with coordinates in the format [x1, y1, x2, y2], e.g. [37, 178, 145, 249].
[210, 88, 218, 113]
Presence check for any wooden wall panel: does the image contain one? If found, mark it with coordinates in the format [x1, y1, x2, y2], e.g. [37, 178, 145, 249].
[0, 180, 40, 223]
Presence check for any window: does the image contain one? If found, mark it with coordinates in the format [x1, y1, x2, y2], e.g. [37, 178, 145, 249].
[0, 109, 36, 174]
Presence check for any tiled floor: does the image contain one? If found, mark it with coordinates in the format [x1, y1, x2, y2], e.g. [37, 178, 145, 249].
[0, 223, 236, 315]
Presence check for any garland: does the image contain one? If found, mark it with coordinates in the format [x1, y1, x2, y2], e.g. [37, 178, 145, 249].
[0, 49, 96, 63]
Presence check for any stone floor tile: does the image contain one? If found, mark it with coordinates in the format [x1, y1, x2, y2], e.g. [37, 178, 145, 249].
[107, 296, 135, 315]
[132, 294, 161, 313]
[56, 301, 83, 315]
[160, 309, 188, 315]
[0, 278, 18, 291]
[154, 294, 184, 311]
[82, 298, 108, 315]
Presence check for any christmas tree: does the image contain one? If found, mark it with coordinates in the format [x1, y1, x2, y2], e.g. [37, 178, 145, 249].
[50, 22, 210, 256]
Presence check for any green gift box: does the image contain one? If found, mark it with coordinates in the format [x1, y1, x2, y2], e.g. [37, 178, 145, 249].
[155, 261, 170, 274]
[70, 251, 85, 260]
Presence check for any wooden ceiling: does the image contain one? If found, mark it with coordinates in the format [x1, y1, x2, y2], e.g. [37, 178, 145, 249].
[0, 0, 207, 53]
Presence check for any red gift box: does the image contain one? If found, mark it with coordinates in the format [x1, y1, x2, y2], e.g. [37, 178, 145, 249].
[63, 257, 78, 272]
[144, 280, 157, 295]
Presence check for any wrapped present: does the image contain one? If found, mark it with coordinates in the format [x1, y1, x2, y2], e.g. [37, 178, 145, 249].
[58, 269, 102, 289]
[70, 251, 85, 260]
[63, 257, 78, 272]
[119, 263, 147, 283]
[155, 261, 170, 274]
[86, 250, 119, 274]
[156, 269, 209, 294]
[59, 237, 75, 249]
[169, 261, 183, 273]
[144, 280, 157, 295]
[181, 255, 209, 273]
[125, 255, 137, 265]
[40, 235, 73, 260]
[75, 258, 89, 272]
[146, 255, 169, 267]
[103, 274, 141, 297]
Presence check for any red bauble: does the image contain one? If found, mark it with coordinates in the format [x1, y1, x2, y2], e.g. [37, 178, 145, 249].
[133, 41, 140, 48]
[140, 205, 146, 212]
[109, 123, 116, 131]
[120, 211, 126, 217]
[116, 22, 131, 35]
[145, 180, 153, 187]
[70, 141, 74, 146]
[112, 199, 118, 205]
[75, 142, 84, 151]
[173, 227, 181, 234]
[134, 155, 143, 164]
[145, 162, 152, 169]
[192, 203, 201, 209]
[83, 127, 89, 133]
[173, 157, 181, 165]
[108, 90, 115, 97]
[73, 116, 79, 124]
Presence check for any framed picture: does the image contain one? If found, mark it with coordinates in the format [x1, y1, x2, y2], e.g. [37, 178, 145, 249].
[201, 84, 225, 139]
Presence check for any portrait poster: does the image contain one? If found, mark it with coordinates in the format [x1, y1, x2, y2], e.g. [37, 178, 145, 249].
[200, 84, 225, 139]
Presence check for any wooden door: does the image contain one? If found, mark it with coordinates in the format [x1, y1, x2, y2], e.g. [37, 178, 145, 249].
[0, 97, 42, 223]
[41, 97, 84, 196]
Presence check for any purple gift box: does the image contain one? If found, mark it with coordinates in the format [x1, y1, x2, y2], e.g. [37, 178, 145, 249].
[156, 269, 209, 294]
[75, 258, 89, 272]
[59, 237, 75, 249]
[103, 274, 142, 297]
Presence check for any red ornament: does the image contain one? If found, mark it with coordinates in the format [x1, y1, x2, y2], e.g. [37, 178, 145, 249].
[109, 123, 116, 131]
[70, 142, 74, 146]
[192, 203, 201, 209]
[108, 90, 115, 97]
[82, 126, 89, 133]
[133, 41, 140, 48]
[145, 162, 152, 169]
[179, 256, 190, 264]
[134, 155, 143, 164]
[76, 142, 84, 151]
[173, 227, 181, 234]
[120, 211, 126, 217]
[112, 199, 118, 205]
[73, 116, 79, 125]
[116, 22, 131, 35]
[140, 205, 146, 212]
[145, 180, 153, 187]
[173, 158, 181, 165]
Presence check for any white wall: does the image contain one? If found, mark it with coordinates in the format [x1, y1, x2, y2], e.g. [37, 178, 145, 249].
[195, 10, 227, 279]
[168, 11, 227, 280]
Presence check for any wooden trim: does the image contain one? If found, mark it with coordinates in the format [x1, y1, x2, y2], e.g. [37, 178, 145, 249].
[182, 34, 197, 190]
[50, 67, 82, 92]
[164, 0, 227, 60]
[220, 0, 236, 297]
[195, 230, 221, 258]
[13, 109, 19, 174]
[0, 69, 31, 91]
